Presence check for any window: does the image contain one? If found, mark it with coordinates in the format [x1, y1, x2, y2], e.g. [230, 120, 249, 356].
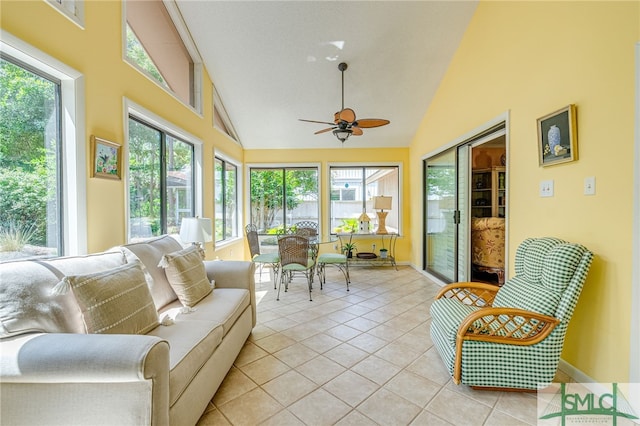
[124, 0, 201, 111]
[329, 165, 400, 234]
[249, 167, 319, 234]
[214, 156, 238, 242]
[0, 56, 62, 259]
[128, 116, 195, 241]
[0, 32, 85, 258]
[213, 86, 239, 142]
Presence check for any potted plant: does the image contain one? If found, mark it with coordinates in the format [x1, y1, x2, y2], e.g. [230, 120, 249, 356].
[379, 248, 388, 259]
[341, 242, 357, 258]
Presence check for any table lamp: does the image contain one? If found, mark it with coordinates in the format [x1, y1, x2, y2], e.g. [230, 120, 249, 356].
[179, 217, 213, 257]
[373, 196, 392, 234]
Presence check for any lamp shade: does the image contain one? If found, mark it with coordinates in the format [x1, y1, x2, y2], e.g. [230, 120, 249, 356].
[373, 196, 392, 211]
[179, 217, 213, 244]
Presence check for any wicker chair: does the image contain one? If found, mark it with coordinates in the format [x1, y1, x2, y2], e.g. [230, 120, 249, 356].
[293, 221, 318, 237]
[277, 235, 316, 301]
[430, 237, 593, 391]
[245, 224, 280, 288]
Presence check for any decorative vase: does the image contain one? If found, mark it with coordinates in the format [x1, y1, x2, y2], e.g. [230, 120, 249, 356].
[548, 125, 561, 155]
[380, 250, 388, 259]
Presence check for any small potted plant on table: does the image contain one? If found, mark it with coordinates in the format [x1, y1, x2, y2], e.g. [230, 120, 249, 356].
[379, 248, 388, 259]
[341, 242, 357, 258]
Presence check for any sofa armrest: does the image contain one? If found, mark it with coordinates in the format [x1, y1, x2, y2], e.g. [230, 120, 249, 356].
[204, 260, 256, 327]
[1, 333, 170, 426]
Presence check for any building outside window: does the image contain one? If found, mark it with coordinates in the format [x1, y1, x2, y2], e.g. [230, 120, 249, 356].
[214, 156, 238, 242]
[0, 55, 63, 260]
[128, 116, 195, 241]
[329, 165, 400, 234]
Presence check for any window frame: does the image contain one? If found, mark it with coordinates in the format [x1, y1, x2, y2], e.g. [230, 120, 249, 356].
[122, 0, 203, 114]
[1, 30, 87, 255]
[46, 0, 85, 28]
[214, 151, 241, 245]
[124, 99, 203, 242]
[328, 162, 402, 236]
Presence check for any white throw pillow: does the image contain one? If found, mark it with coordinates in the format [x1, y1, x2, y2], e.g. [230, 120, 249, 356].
[55, 261, 159, 334]
[159, 245, 212, 307]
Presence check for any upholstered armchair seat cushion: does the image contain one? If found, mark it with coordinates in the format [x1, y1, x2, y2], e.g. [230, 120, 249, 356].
[471, 217, 505, 268]
[430, 298, 481, 347]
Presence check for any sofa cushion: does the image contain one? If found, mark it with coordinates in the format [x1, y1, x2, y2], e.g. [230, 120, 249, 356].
[159, 246, 212, 308]
[0, 251, 127, 337]
[147, 319, 223, 407]
[159, 288, 250, 337]
[61, 262, 159, 334]
[121, 235, 183, 310]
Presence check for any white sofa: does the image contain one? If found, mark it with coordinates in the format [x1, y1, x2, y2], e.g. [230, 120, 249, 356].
[0, 235, 256, 426]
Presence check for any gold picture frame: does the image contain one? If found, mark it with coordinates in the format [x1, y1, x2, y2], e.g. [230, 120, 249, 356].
[90, 135, 121, 180]
[537, 104, 578, 167]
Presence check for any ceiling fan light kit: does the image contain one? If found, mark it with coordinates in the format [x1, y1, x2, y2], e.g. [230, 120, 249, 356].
[299, 62, 390, 144]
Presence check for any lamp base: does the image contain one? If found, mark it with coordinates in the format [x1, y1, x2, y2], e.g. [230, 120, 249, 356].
[376, 211, 389, 235]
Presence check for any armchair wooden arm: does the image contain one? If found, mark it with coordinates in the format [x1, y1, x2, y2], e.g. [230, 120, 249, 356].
[435, 282, 500, 307]
[452, 307, 560, 383]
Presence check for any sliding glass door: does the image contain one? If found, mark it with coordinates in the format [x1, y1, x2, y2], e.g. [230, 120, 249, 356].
[423, 123, 506, 284]
[424, 149, 457, 281]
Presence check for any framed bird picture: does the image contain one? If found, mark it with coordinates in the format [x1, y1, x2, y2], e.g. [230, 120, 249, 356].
[91, 135, 121, 180]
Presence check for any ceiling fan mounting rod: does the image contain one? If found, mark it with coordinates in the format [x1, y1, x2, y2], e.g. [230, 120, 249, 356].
[339, 62, 347, 112]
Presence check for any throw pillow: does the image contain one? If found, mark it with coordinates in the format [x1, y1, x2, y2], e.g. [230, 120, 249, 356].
[55, 261, 159, 334]
[159, 245, 212, 307]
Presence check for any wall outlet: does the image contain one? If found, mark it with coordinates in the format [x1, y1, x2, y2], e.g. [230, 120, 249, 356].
[584, 176, 596, 195]
[540, 180, 554, 197]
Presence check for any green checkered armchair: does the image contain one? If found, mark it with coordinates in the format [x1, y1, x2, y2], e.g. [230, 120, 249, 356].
[430, 237, 593, 390]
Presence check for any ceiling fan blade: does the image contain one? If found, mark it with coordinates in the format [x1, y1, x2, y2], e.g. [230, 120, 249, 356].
[299, 119, 336, 126]
[338, 108, 356, 123]
[352, 127, 364, 136]
[353, 118, 390, 129]
[314, 127, 335, 135]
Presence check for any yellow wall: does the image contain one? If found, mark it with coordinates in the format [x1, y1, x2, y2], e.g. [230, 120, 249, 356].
[1, 0, 244, 259]
[4, 0, 638, 384]
[410, 1, 638, 382]
[243, 148, 412, 261]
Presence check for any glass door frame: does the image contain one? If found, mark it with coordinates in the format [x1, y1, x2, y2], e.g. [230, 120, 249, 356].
[422, 119, 508, 284]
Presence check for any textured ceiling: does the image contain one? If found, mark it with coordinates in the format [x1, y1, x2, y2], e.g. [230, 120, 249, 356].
[177, 1, 478, 150]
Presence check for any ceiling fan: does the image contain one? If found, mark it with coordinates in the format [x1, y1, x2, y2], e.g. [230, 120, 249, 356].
[299, 62, 390, 143]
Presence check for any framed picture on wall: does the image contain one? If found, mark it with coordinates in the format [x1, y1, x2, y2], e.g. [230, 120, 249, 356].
[90, 135, 121, 180]
[537, 104, 577, 167]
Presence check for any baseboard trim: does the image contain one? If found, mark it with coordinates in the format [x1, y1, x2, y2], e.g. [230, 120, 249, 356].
[558, 358, 594, 383]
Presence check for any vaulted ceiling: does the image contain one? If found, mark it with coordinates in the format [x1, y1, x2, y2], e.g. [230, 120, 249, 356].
[176, 1, 478, 150]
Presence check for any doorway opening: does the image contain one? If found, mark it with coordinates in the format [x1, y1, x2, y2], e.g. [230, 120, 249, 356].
[470, 136, 506, 285]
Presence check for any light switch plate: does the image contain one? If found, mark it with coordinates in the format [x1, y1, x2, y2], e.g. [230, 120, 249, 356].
[540, 180, 554, 197]
[584, 176, 596, 195]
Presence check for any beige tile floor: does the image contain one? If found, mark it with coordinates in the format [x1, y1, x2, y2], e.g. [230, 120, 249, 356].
[198, 266, 570, 426]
